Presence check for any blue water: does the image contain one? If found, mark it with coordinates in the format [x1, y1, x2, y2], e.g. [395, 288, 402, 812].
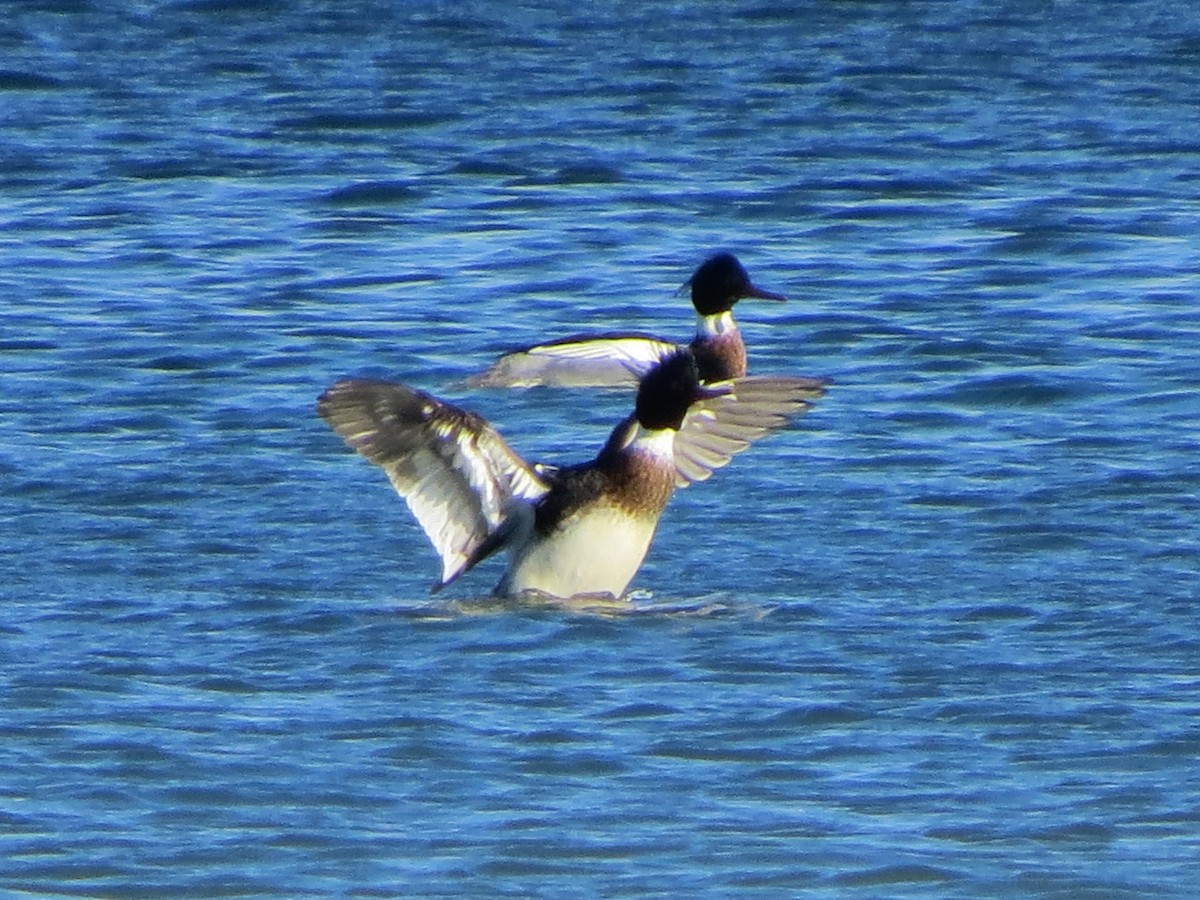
[3, 1, 1200, 896]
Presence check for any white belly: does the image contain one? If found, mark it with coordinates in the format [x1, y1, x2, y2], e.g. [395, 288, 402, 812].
[501, 504, 660, 599]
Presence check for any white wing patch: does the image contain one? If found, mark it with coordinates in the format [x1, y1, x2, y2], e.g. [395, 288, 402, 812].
[673, 375, 830, 487]
[318, 380, 550, 588]
[467, 334, 680, 388]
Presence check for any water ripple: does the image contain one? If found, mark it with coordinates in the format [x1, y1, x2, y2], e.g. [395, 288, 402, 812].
[3, 1, 1200, 896]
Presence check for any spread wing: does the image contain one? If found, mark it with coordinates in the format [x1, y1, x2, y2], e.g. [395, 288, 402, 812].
[466, 333, 680, 388]
[317, 379, 550, 588]
[673, 375, 830, 487]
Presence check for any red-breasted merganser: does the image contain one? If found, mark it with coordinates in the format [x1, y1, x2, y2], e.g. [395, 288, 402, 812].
[467, 253, 787, 389]
[318, 350, 826, 600]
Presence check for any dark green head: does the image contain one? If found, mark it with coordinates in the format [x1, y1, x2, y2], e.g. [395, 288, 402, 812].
[635, 350, 729, 431]
[687, 252, 786, 316]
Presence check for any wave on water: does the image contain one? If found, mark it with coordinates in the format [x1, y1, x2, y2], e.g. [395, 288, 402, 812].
[389, 589, 779, 620]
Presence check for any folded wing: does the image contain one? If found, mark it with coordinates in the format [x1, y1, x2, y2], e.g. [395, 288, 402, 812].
[673, 375, 830, 487]
[317, 379, 549, 587]
[467, 333, 680, 388]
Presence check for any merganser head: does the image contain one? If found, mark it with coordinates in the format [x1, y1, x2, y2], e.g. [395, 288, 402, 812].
[686, 252, 787, 317]
[635, 350, 731, 431]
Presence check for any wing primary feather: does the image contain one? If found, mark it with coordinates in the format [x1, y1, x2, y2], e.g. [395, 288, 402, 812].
[318, 379, 548, 587]
[672, 374, 826, 487]
[467, 335, 680, 388]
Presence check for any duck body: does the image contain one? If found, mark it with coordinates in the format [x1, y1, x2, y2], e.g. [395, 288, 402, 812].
[468, 253, 785, 389]
[318, 349, 827, 600]
[499, 424, 676, 597]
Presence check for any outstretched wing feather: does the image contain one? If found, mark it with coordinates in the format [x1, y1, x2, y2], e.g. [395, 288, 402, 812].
[467, 333, 680, 388]
[673, 375, 830, 487]
[318, 379, 548, 586]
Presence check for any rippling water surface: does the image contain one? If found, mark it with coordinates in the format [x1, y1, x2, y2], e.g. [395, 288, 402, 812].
[3, 1, 1200, 897]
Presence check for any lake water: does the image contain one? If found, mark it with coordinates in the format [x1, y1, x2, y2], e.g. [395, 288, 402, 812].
[3, 1, 1199, 897]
